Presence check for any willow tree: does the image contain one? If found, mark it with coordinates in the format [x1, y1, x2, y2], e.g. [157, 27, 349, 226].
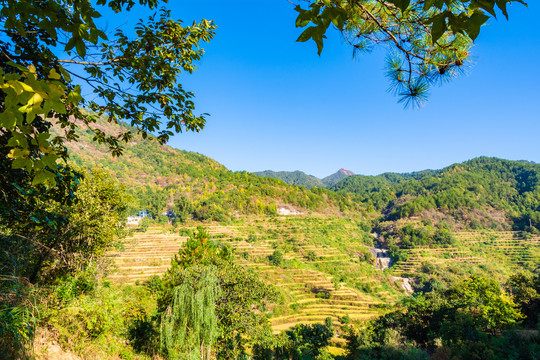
[160, 266, 221, 360]
[293, 0, 527, 107]
[159, 228, 279, 359]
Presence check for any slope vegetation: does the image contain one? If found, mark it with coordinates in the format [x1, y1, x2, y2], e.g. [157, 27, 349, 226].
[253, 168, 355, 188]
[61, 120, 364, 220]
[332, 157, 540, 232]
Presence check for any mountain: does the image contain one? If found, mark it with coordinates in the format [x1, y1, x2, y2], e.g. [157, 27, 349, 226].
[331, 157, 540, 232]
[60, 120, 363, 220]
[322, 168, 355, 187]
[253, 170, 324, 188]
[253, 168, 355, 188]
[62, 119, 540, 232]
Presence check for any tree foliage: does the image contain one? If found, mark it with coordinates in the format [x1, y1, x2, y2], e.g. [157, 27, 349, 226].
[158, 228, 279, 359]
[343, 275, 530, 360]
[293, 0, 527, 106]
[507, 272, 540, 328]
[253, 321, 333, 360]
[0, 0, 215, 186]
[1, 168, 125, 283]
[160, 266, 220, 360]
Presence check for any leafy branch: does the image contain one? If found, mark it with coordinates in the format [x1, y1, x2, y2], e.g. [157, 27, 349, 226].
[293, 0, 527, 107]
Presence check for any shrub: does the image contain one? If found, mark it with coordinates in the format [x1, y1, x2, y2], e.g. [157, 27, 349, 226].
[306, 250, 318, 261]
[269, 250, 283, 267]
[0, 277, 35, 358]
[315, 291, 332, 299]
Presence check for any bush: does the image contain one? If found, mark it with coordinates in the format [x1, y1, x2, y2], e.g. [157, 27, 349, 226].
[75, 308, 108, 339]
[0, 278, 35, 358]
[158, 215, 169, 224]
[139, 217, 152, 232]
[126, 305, 158, 355]
[55, 268, 98, 303]
[315, 290, 332, 299]
[143, 275, 163, 294]
[269, 250, 283, 267]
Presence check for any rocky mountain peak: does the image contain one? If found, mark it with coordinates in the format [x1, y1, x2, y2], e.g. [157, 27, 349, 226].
[338, 168, 355, 176]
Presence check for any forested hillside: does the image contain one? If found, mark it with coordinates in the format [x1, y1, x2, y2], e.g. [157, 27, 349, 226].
[254, 170, 325, 188]
[332, 158, 540, 232]
[60, 120, 363, 220]
[68, 122, 540, 234]
[253, 168, 354, 188]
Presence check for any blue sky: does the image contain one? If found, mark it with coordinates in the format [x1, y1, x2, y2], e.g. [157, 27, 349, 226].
[113, 1, 539, 177]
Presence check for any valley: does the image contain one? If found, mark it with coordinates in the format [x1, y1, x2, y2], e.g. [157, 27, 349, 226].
[106, 212, 540, 355]
[4, 119, 540, 359]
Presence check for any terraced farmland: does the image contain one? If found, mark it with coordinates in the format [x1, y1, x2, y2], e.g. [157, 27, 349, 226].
[107, 228, 187, 284]
[259, 267, 386, 333]
[391, 231, 540, 275]
[107, 216, 402, 336]
[108, 219, 540, 340]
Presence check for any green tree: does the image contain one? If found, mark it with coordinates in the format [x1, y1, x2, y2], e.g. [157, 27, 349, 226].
[0, 168, 125, 354]
[1, 168, 125, 282]
[159, 228, 279, 359]
[0, 0, 216, 187]
[349, 275, 525, 357]
[506, 273, 540, 329]
[445, 275, 523, 334]
[160, 266, 220, 360]
[253, 322, 334, 360]
[173, 195, 193, 223]
[171, 227, 229, 269]
[270, 250, 284, 267]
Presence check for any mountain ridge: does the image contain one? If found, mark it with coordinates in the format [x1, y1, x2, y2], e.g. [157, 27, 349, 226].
[59, 120, 363, 220]
[61, 119, 540, 233]
[253, 168, 355, 188]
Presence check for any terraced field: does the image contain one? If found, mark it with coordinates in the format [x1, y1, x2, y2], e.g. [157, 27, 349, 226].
[456, 231, 540, 268]
[107, 216, 402, 337]
[108, 220, 539, 341]
[107, 228, 187, 284]
[391, 231, 540, 275]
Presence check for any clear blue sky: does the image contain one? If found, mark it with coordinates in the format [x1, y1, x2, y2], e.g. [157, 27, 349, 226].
[116, 1, 540, 178]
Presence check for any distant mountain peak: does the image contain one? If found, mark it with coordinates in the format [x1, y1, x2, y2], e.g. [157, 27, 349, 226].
[322, 168, 355, 187]
[253, 168, 355, 189]
[338, 168, 355, 176]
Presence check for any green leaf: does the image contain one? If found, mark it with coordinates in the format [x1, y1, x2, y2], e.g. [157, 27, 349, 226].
[323, 7, 346, 30]
[7, 132, 28, 148]
[311, 28, 326, 56]
[49, 69, 61, 80]
[466, 12, 490, 40]
[430, 13, 447, 43]
[296, 27, 315, 43]
[476, 0, 497, 18]
[387, 0, 411, 13]
[75, 39, 87, 57]
[495, 0, 509, 19]
[0, 111, 17, 130]
[32, 170, 56, 187]
[295, 5, 316, 28]
[12, 157, 30, 170]
[41, 154, 59, 168]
